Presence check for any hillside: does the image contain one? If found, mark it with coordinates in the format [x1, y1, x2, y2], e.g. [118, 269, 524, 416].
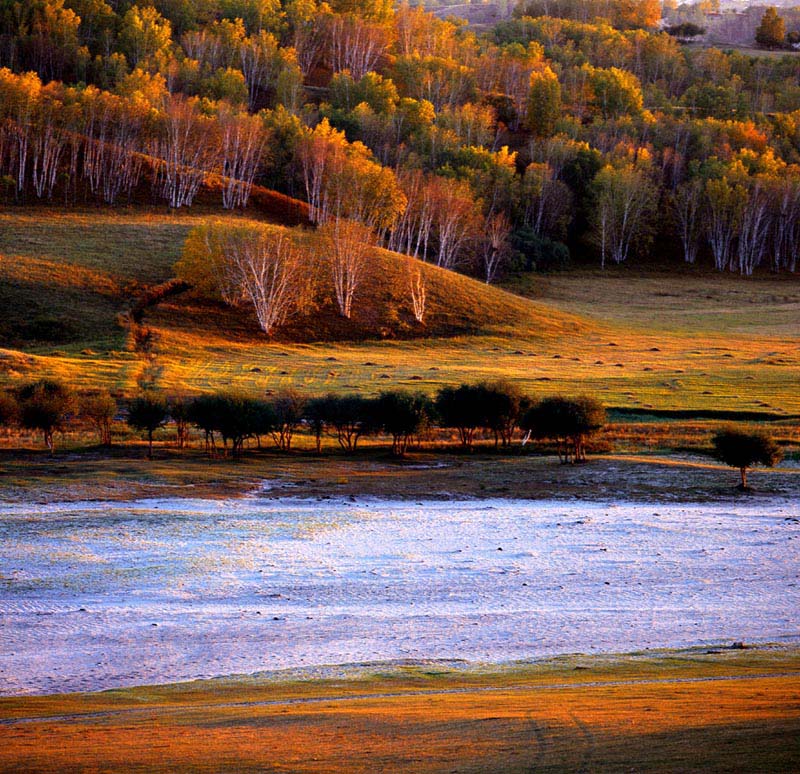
[1, 208, 798, 417]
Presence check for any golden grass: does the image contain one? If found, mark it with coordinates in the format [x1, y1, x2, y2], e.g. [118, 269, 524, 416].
[0, 208, 798, 418]
[1, 647, 798, 773]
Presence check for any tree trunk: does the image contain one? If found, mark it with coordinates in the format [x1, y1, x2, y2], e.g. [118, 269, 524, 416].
[740, 467, 748, 489]
[147, 429, 153, 460]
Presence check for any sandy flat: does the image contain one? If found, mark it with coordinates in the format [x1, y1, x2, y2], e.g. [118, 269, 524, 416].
[0, 495, 798, 695]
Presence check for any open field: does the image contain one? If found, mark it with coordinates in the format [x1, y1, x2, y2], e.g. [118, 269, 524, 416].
[1, 209, 798, 417]
[1, 646, 798, 772]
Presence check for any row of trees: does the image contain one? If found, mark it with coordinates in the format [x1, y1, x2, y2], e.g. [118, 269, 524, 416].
[0, 378, 782, 488]
[0, 378, 606, 461]
[0, 68, 272, 208]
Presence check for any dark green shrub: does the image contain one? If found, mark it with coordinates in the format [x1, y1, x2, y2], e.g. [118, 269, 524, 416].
[270, 389, 306, 451]
[521, 395, 605, 462]
[374, 391, 433, 457]
[17, 379, 75, 453]
[127, 393, 169, 459]
[480, 380, 528, 447]
[435, 384, 489, 449]
[712, 428, 782, 489]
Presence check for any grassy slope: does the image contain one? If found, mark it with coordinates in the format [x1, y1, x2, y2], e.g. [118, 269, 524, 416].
[1, 646, 798, 773]
[0, 208, 798, 416]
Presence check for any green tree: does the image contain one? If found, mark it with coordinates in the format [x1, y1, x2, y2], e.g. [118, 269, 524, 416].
[434, 384, 489, 450]
[270, 389, 305, 450]
[374, 390, 432, 457]
[312, 393, 375, 453]
[127, 393, 169, 459]
[119, 5, 172, 69]
[526, 67, 561, 137]
[17, 379, 75, 453]
[712, 428, 782, 489]
[755, 7, 786, 51]
[521, 396, 605, 463]
[481, 381, 528, 448]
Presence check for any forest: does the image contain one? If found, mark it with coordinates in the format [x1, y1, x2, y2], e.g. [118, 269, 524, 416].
[0, 0, 799, 301]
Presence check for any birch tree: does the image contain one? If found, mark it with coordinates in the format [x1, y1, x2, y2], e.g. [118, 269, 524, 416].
[481, 212, 512, 284]
[327, 14, 390, 81]
[320, 218, 374, 319]
[591, 163, 657, 267]
[670, 179, 704, 264]
[407, 257, 427, 323]
[736, 180, 771, 276]
[704, 176, 747, 271]
[227, 228, 310, 334]
[152, 95, 221, 208]
[218, 106, 269, 209]
[772, 175, 800, 272]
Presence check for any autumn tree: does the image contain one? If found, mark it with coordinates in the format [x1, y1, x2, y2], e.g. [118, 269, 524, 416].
[522, 161, 573, 240]
[119, 4, 173, 69]
[79, 389, 116, 446]
[704, 176, 747, 271]
[771, 174, 800, 272]
[327, 13, 390, 81]
[0, 0, 81, 81]
[297, 119, 405, 232]
[736, 180, 771, 276]
[670, 179, 704, 264]
[755, 8, 786, 51]
[481, 212, 512, 284]
[585, 65, 644, 119]
[526, 66, 561, 137]
[218, 105, 269, 209]
[319, 217, 374, 319]
[152, 95, 221, 208]
[178, 223, 312, 336]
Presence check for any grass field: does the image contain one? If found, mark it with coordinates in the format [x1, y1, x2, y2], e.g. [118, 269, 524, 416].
[1, 646, 798, 773]
[1, 207, 798, 418]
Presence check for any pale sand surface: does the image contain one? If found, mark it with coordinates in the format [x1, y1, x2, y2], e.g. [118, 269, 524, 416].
[1, 495, 798, 695]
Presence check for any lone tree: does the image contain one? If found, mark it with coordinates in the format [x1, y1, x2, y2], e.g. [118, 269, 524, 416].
[712, 428, 782, 490]
[127, 393, 169, 459]
[17, 379, 75, 453]
[755, 7, 786, 50]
